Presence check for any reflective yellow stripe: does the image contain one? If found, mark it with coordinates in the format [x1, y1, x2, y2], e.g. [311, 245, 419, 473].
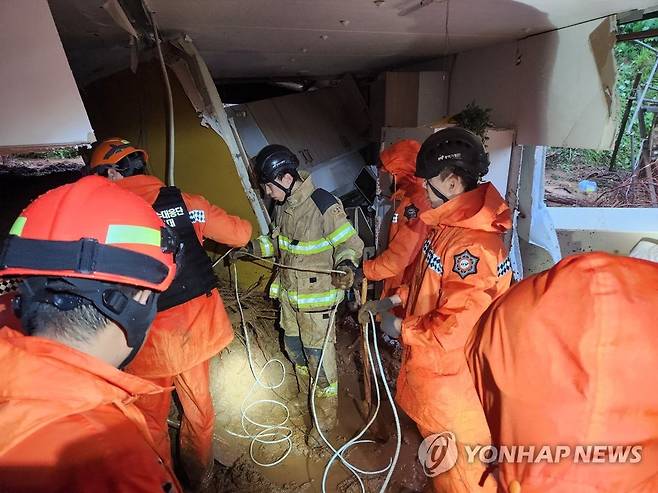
[9, 217, 26, 236]
[258, 235, 275, 257]
[105, 225, 161, 246]
[269, 282, 280, 299]
[278, 235, 332, 255]
[277, 222, 356, 256]
[278, 287, 344, 310]
[326, 222, 356, 246]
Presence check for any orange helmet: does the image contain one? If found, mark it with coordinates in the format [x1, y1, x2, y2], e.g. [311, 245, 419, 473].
[0, 175, 175, 291]
[89, 137, 149, 177]
[0, 176, 177, 364]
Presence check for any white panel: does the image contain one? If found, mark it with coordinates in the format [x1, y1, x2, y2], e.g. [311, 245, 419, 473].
[549, 208, 658, 233]
[0, 1, 93, 150]
[450, 18, 617, 150]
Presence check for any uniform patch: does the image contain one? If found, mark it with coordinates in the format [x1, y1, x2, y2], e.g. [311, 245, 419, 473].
[392, 212, 399, 224]
[404, 204, 419, 219]
[453, 250, 479, 279]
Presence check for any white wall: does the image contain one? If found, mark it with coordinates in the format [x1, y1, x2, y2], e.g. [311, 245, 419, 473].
[549, 207, 658, 257]
[450, 17, 617, 150]
[0, 1, 94, 151]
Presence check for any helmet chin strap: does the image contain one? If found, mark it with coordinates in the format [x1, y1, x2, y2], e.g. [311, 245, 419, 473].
[427, 180, 450, 204]
[270, 173, 298, 201]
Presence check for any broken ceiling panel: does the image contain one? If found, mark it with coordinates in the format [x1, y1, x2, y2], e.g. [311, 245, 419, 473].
[0, 0, 94, 151]
[450, 17, 619, 150]
[49, 0, 651, 83]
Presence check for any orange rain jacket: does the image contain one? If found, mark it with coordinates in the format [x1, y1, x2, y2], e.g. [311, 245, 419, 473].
[117, 175, 252, 475]
[363, 140, 430, 299]
[397, 182, 512, 492]
[466, 253, 658, 493]
[116, 175, 253, 377]
[0, 329, 180, 493]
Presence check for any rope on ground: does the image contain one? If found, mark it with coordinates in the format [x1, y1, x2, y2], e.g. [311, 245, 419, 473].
[225, 263, 293, 467]
[225, 257, 401, 489]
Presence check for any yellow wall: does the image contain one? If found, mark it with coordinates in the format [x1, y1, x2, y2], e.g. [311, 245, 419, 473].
[83, 62, 270, 288]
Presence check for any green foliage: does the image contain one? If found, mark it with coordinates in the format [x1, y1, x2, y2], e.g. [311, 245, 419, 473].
[14, 147, 80, 160]
[452, 102, 494, 144]
[548, 19, 658, 171]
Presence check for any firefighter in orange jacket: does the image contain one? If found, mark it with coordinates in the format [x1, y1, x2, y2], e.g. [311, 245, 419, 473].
[0, 176, 181, 492]
[360, 128, 512, 492]
[466, 252, 658, 493]
[88, 138, 253, 487]
[363, 140, 430, 306]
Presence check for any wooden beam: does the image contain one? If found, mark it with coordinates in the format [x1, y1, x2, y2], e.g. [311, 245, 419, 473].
[617, 29, 658, 43]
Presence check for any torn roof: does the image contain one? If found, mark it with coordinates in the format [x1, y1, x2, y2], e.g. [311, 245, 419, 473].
[49, 0, 655, 84]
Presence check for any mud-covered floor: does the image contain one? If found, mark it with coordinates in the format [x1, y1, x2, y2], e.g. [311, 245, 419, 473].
[0, 161, 428, 492]
[208, 282, 428, 492]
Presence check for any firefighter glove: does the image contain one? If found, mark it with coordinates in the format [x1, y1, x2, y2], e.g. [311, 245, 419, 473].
[358, 296, 396, 325]
[331, 261, 355, 290]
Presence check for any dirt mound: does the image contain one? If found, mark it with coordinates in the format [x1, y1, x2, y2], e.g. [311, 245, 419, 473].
[209, 280, 428, 492]
[545, 160, 655, 208]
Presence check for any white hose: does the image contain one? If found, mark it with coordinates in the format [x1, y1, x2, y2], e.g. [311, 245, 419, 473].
[226, 264, 293, 467]
[314, 310, 402, 493]
[227, 262, 402, 490]
[212, 248, 234, 268]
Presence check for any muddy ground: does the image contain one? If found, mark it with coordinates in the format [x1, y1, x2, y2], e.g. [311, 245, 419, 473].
[1, 159, 428, 492]
[545, 159, 654, 208]
[209, 282, 428, 493]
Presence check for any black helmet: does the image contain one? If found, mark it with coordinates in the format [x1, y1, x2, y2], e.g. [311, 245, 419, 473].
[415, 127, 489, 181]
[254, 144, 299, 184]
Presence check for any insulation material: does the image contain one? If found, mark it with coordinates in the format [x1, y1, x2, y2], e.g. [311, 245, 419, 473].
[0, 0, 94, 151]
[450, 17, 618, 150]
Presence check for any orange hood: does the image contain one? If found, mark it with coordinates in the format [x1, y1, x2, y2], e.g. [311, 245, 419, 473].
[420, 182, 511, 232]
[0, 331, 165, 455]
[115, 174, 166, 203]
[467, 253, 658, 492]
[380, 139, 421, 179]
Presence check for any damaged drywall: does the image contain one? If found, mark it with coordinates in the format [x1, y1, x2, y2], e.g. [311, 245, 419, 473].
[0, 0, 94, 151]
[450, 17, 619, 150]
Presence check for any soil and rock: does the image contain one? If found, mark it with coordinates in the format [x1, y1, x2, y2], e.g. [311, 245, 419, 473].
[545, 158, 656, 208]
[209, 280, 428, 492]
[0, 158, 428, 492]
